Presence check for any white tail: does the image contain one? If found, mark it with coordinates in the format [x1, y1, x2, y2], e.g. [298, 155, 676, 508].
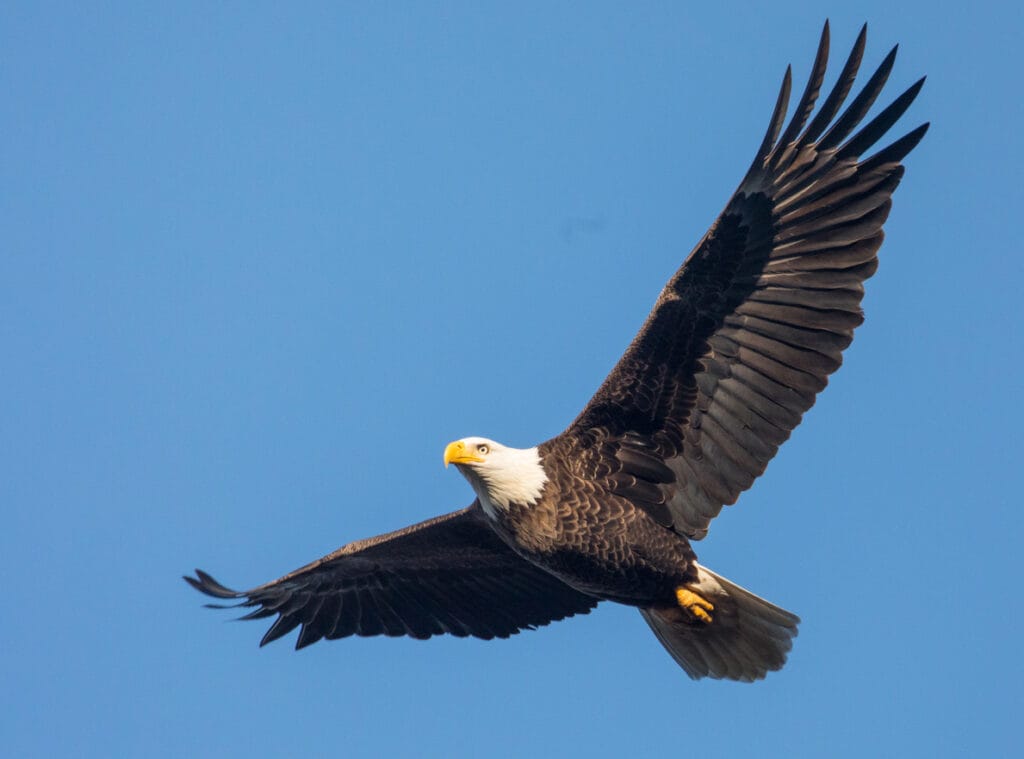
[639, 564, 800, 681]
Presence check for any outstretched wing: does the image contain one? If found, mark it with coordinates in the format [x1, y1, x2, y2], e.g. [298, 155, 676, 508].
[567, 23, 928, 539]
[185, 502, 599, 648]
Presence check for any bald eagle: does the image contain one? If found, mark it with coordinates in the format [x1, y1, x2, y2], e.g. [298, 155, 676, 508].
[186, 23, 927, 681]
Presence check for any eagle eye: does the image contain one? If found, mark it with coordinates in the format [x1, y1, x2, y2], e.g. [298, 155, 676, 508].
[477, 444, 489, 455]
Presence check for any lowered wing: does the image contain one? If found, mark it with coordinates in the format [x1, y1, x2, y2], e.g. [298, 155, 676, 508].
[186, 502, 598, 648]
[568, 23, 927, 539]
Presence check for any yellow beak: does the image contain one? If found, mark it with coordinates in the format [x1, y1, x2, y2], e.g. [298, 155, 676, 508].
[444, 440, 483, 468]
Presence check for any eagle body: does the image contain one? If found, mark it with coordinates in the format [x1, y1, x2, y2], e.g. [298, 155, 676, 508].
[187, 23, 928, 682]
[478, 439, 698, 608]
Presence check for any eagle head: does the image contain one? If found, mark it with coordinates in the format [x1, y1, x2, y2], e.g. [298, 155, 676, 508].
[443, 437, 548, 513]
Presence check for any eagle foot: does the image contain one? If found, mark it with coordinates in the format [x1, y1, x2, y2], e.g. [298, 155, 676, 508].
[675, 587, 714, 624]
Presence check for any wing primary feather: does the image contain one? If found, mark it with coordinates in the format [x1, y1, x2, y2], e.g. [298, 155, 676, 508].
[275, 590, 313, 619]
[777, 169, 901, 227]
[185, 570, 243, 599]
[817, 44, 898, 152]
[748, 66, 792, 174]
[800, 23, 867, 144]
[771, 21, 830, 168]
[859, 122, 930, 174]
[260, 614, 301, 647]
[237, 607, 276, 621]
[771, 158, 858, 216]
[835, 77, 926, 161]
[249, 589, 298, 615]
[295, 597, 327, 649]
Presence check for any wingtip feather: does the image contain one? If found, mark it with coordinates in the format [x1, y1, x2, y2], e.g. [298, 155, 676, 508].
[837, 76, 926, 160]
[860, 121, 930, 173]
[750, 65, 793, 174]
[184, 569, 243, 599]
[772, 23, 831, 158]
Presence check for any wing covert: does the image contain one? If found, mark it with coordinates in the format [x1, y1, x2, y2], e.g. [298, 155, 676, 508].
[185, 502, 599, 648]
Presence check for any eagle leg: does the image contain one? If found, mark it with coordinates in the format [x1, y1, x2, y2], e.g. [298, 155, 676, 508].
[676, 587, 715, 624]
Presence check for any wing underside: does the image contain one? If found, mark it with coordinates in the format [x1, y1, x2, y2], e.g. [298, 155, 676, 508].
[186, 503, 599, 648]
[568, 23, 927, 539]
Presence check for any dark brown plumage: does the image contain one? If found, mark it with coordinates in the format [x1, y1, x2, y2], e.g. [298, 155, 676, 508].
[187, 22, 927, 682]
[186, 504, 598, 647]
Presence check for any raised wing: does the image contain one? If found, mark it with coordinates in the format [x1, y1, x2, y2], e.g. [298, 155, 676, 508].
[568, 23, 927, 539]
[185, 502, 599, 648]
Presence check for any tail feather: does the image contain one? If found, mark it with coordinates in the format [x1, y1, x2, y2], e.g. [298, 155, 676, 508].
[640, 564, 800, 682]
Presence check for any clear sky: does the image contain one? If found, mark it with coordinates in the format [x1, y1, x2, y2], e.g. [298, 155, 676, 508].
[3, 2, 1021, 757]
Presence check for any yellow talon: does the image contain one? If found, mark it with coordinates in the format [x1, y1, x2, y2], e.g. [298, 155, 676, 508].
[676, 587, 714, 624]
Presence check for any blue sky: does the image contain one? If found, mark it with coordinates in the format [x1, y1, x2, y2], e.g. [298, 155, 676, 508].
[3, 2, 1021, 757]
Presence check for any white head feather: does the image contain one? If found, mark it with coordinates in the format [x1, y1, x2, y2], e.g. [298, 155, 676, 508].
[444, 436, 548, 518]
